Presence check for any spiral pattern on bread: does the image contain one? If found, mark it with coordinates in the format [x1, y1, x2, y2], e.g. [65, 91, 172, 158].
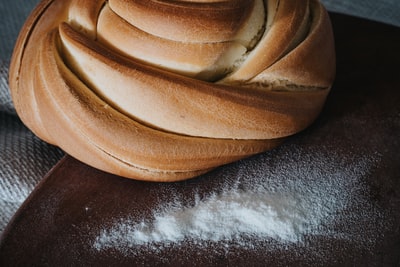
[9, 0, 335, 181]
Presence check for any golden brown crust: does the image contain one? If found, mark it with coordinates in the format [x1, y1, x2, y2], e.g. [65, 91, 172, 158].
[9, 0, 335, 181]
[248, 0, 336, 88]
[60, 23, 327, 140]
[96, 4, 247, 79]
[221, 0, 311, 82]
[108, 0, 262, 43]
[67, 0, 105, 39]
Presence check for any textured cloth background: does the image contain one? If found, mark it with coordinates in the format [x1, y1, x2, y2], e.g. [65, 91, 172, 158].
[0, 0, 67, 234]
[1, 0, 400, 235]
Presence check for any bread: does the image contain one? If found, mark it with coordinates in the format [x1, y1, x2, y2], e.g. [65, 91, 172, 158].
[9, 0, 335, 182]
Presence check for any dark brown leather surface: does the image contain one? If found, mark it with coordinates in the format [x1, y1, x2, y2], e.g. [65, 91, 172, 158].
[1, 13, 400, 266]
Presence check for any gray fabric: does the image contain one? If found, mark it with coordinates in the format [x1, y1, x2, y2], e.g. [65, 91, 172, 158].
[1, 0, 400, 236]
[322, 0, 400, 27]
[0, 61, 15, 115]
[0, 111, 63, 232]
[0, 0, 65, 234]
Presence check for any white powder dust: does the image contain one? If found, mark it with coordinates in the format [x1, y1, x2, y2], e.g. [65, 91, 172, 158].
[92, 141, 384, 253]
[95, 191, 307, 248]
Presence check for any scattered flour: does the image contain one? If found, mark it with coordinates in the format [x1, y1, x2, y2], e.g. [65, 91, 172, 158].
[92, 140, 384, 253]
[96, 191, 307, 248]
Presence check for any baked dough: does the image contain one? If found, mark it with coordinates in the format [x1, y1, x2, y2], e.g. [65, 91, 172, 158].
[9, 0, 335, 181]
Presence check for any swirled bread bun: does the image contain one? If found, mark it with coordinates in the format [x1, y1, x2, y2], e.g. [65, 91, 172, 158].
[9, 0, 335, 181]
